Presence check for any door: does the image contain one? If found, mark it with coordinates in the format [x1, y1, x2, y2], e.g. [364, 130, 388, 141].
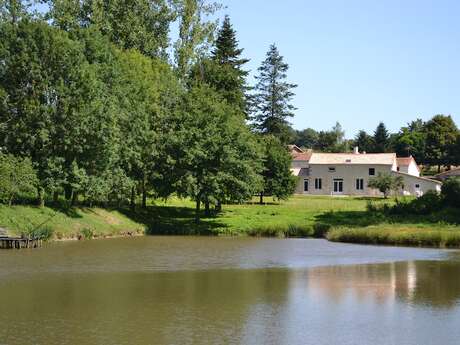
[333, 179, 343, 194]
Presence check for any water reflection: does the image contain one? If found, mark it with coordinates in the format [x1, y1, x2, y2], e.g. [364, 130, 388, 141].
[307, 260, 460, 308]
[1, 261, 460, 345]
[1, 238, 460, 345]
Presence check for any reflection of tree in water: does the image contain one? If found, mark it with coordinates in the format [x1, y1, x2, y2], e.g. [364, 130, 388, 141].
[0, 268, 293, 345]
[307, 261, 460, 309]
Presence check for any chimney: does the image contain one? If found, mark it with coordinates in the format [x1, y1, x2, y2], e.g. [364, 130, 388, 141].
[353, 146, 359, 154]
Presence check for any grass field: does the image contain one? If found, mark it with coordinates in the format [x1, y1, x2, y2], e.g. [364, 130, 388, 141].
[1, 195, 459, 247]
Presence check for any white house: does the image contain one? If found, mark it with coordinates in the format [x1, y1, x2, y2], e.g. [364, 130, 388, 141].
[290, 146, 441, 196]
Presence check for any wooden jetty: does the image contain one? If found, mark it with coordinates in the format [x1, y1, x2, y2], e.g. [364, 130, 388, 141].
[0, 236, 43, 249]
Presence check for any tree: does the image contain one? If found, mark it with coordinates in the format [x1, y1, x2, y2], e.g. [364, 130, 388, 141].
[0, 153, 38, 205]
[259, 135, 297, 204]
[424, 114, 458, 172]
[393, 119, 426, 163]
[171, 84, 262, 222]
[373, 122, 389, 153]
[294, 128, 318, 148]
[252, 44, 297, 144]
[441, 177, 460, 208]
[0, 0, 31, 23]
[368, 173, 404, 198]
[315, 131, 338, 152]
[354, 130, 374, 153]
[332, 122, 345, 146]
[209, 15, 249, 114]
[45, 0, 174, 58]
[0, 22, 122, 206]
[173, 0, 221, 78]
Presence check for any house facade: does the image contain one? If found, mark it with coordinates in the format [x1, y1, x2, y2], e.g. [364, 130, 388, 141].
[290, 146, 441, 196]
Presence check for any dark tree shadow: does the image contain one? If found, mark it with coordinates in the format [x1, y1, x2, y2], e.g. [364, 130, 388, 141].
[48, 204, 83, 219]
[117, 205, 228, 236]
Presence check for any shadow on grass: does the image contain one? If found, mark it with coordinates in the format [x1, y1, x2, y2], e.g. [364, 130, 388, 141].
[48, 204, 83, 219]
[118, 205, 228, 236]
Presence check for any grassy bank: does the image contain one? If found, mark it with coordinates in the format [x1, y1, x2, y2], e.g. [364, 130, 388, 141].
[0, 205, 145, 240]
[327, 225, 460, 248]
[1, 196, 460, 248]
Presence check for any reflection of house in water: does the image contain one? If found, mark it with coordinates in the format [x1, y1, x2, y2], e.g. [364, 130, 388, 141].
[307, 261, 460, 308]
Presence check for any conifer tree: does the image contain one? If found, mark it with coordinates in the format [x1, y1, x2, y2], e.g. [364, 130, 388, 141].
[252, 44, 297, 144]
[209, 15, 249, 113]
[354, 130, 374, 153]
[373, 122, 389, 153]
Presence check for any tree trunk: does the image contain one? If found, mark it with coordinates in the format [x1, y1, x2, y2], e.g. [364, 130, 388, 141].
[215, 200, 222, 213]
[64, 185, 72, 201]
[142, 178, 147, 209]
[37, 187, 45, 208]
[438, 164, 441, 173]
[195, 199, 201, 224]
[130, 186, 136, 212]
[71, 192, 78, 206]
[259, 192, 264, 205]
[53, 191, 59, 205]
[204, 200, 210, 217]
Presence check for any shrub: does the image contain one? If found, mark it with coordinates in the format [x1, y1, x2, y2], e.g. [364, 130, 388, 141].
[390, 190, 442, 215]
[441, 177, 460, 208]
[312, 223, 331, 238]
[80, 228, 94, 240]
[22, 225, 54, 241]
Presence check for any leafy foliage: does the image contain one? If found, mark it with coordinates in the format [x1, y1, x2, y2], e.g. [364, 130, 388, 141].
[259, 135, 297, 203]
[441, 178, 460, 208]
[368, 173, 404, 198]
[0, 153, 38, 205]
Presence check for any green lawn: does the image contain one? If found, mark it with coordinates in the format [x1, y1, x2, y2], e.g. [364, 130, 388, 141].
[1, 195, 460, 248]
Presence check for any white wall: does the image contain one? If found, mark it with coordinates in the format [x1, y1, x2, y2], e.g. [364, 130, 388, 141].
[392, 172, 441, 196]
[296, 164, 394, 196]
[398, 161, 420, 177]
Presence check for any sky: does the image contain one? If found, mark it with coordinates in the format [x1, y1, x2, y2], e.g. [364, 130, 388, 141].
[219, 0, 460, 137]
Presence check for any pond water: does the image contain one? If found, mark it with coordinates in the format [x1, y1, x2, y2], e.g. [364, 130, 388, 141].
[1, 237, 460, 345]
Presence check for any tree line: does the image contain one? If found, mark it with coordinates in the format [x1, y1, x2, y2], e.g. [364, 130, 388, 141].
[0, 0, 299, 220]
[293, 115, 460, 172]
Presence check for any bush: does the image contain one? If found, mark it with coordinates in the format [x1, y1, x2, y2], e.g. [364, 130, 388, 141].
[22, 225, 54, 241]
[80, 228, 94, 240]
[441, 178, 460, 208]
[312, 223, 331, 238]
[390, 191, 442, 215]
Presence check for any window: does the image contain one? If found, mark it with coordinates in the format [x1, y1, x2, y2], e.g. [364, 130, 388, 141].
[415, 184, 420, 189]
[397, 167, 400, 171]
[328, 167, 336, 172]
[369, 168, 375, 176]
[304, 179, 309, 192]
[356, 178, 364, 190]
[315, 178, 322, 190]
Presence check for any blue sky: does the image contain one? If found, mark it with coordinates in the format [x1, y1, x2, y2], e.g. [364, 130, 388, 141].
[220, 0, 460, 137]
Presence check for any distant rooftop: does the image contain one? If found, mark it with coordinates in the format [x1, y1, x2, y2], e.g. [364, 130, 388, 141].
[308, 152, 396, 165]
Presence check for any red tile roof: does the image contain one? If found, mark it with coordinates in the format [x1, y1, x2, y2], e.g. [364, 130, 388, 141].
[396, 157, 414, 166]
[292, 152, 312, 161]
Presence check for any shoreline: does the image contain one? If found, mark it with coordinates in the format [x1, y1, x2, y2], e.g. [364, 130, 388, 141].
[44, 227, 460, 250]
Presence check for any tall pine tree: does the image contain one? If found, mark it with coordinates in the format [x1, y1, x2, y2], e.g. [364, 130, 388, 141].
[252, 44, 297, 144]
[373, 122, 389, 153]
[209, 15, 249, 114]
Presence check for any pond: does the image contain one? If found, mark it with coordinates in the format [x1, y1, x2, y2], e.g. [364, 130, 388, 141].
[1, 237, 460, 345]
